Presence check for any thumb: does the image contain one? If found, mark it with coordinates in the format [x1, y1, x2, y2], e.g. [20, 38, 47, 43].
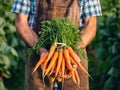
[40, 52, 46, 58]
[39, 48, 47, 57]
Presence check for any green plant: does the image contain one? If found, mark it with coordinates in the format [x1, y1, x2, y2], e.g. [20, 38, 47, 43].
[0, 0, 25, 90]
[89, 0, 120, 90]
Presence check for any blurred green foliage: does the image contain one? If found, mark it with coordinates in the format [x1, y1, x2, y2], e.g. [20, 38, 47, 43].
[0, 0, 120, 90]
[89, 0, 120, 90]
[0, 0, 25, 90]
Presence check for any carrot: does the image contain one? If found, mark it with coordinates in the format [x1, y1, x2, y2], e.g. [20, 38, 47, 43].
[64, 71, 71, 79]
[63, 48, 73, 71]
[70, 56, 77, 65]
[55, 48, 63, 76]
[74, 70, 80, 86]
[32, 52, 48, 74]
[67, 46, 91, 78]
[71, 70, 77, 84]
[78, 62, 92, 78]
[42, 44, 57, 76]
[67, 46, 81, 62]
[47, 44, 57, 61]
[50, 76, 55, 83]
[45, 51, 58, 76]
[48, 59, 57, 76]
[70, 56, 77, 69]
[58, 65, 62, 77]
[42, 61, 48, 77]
[57, 77, 62, 82]
[61, 56, 65, 78]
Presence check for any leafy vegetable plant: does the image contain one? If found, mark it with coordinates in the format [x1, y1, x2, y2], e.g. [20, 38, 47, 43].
[31, 17, 86, 59]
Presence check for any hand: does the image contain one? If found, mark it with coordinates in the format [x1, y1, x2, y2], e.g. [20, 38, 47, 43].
[78, 16, 97, 49]
[66, 0, 80, 27]
[39, 48, 47, 57]
[78, 42, 86, 49]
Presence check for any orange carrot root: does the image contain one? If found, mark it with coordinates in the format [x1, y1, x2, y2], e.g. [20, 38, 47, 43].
[45, 51, 58, 76]
[74, 70, 80, 86]
[42, 44, 57, 76]
[63, 48, 73, 71]
[67, 46, 91, 78]
[32, 52, 48, 74]
[71, 70, 77, 84]
[55, 48, 63, 76]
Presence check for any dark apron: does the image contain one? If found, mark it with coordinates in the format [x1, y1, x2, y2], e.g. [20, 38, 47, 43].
[25, 0, 89, 90]
[34, 0, 80, 33]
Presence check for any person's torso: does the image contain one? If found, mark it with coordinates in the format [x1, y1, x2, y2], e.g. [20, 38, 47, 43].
[28, 0, 85, 29]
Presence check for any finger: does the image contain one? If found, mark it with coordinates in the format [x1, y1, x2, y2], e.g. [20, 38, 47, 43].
[39, 48, 47, 54]
[40, 52, 46, 57]
[39, 48, 47, 57]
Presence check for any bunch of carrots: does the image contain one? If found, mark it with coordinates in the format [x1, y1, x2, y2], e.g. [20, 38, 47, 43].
[32, 43, 91, 86]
